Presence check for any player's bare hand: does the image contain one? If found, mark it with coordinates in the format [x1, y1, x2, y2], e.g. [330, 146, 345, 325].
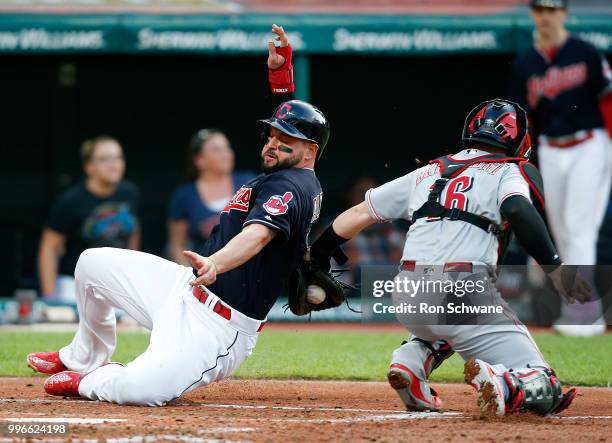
[267, 24, 289, 70]
[183, 250, 218, 286]
[548, 265, 592, 304]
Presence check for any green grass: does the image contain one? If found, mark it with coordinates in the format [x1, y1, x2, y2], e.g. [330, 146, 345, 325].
[1, 330, 610, 386]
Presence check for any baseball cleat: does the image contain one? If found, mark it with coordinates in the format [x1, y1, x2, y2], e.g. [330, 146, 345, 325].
[553, 317, 606, 337]
[551, 386, 577, 414]
[27, 351, 67, 374]
[44, 371, 84, 398]
[387, 363, 442, 412]
[464, 359, 506, 417]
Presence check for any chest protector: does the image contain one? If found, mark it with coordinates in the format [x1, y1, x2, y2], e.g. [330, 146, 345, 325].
[412, 153, 545, 238]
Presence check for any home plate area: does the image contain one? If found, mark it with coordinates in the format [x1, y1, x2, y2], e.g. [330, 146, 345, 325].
[0, 378, 610, 442]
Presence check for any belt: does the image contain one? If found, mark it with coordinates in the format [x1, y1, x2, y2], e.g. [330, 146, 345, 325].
[401, 260, 473, 273]
[192, 286, 266, 332]
[545, 130, 593, 148]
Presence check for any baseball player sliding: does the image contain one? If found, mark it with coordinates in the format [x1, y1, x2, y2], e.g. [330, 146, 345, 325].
[510, 0, 612, 336]
[26, 25, 335, 406]
[310, 99, 590, 416]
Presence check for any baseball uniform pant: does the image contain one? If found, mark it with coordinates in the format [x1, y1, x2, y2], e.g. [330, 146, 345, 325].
[59, 247, 261, 406]
[390, 266, 549, 400]
[538, 128, 612, 323]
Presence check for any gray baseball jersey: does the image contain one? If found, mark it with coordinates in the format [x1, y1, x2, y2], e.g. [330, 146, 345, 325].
[365, 149, 531, 266]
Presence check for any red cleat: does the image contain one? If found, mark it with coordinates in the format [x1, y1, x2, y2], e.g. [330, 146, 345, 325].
[26, 352, 67, 374]
[44, 371, 84, 398]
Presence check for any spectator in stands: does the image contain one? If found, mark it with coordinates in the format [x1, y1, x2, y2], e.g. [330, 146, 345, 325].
[38, 136, 140, 302]
[167, 129, 255, 265]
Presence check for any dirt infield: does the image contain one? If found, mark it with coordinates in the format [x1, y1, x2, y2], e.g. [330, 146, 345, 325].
[0, 378, 610, 442]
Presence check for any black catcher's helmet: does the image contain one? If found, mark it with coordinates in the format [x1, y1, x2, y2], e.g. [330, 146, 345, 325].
[259, 100, 330, 158]
[462, 99, 532, 159]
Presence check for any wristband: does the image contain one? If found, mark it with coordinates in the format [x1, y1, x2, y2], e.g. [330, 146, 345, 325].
[312, 225, 350, 258]
[269, 44, 295, 94]
[542, 255, 563, 274]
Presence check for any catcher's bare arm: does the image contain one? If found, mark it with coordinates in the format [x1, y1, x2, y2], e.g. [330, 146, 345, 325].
[333, 202, 377, 239]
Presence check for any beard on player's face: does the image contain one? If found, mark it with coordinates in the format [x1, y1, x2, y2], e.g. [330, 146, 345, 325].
[260, 128, 306, 172]
[260, 148, 304, 173]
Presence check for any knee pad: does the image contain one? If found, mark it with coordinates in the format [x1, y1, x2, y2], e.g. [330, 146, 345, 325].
[503, 367, 576, 415]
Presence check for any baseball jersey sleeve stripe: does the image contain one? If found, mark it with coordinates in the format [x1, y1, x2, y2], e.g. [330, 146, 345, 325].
[365, 189, 384, 222]
[243, 219, 284, 231]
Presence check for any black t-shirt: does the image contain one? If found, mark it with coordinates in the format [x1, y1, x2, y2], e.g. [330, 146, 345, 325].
[510, 36, 611, 138]
[46, 181, 140, 275]
[200, 168, 323, 320]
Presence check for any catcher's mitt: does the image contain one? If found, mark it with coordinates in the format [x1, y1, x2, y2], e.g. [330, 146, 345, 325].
[288, 259, 348, 316]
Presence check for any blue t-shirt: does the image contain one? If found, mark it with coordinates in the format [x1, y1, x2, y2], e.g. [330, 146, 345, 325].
[46, 181, 140, 275]
[168, 171, 255, 252]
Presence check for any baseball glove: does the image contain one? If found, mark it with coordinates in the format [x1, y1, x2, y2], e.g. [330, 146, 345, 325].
[288, 259, 348, 316]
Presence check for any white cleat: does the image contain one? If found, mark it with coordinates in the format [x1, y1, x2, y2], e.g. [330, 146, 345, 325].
[553, 317, 606, 337]
[464, 359, 506, 417]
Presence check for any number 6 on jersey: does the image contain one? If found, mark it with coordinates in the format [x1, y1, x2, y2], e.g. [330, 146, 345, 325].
[443, 176, 473, 211]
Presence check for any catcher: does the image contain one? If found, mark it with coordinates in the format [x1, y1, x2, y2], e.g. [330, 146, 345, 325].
[26, 25, 345, 405]
[310, 99, 591, 416]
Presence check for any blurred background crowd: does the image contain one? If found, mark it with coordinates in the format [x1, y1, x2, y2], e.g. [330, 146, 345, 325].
[1, 0, 611, 329]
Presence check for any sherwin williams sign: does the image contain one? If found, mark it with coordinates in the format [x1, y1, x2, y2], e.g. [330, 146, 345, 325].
[135, 28, 307, 52]
[332, 28, 499, 52]
[0, 14, 610, 54]
[0, 29, 107, 50]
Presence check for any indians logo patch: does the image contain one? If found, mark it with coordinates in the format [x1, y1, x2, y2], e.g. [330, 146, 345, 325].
[263, 192, 293, 216]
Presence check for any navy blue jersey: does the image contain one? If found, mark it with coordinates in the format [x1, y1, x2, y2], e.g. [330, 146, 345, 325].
[199, 167, 322, 320]
[510, 36, 612, 138]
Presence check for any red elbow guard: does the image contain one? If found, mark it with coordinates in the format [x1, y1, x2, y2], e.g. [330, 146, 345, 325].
[269, 44, 295, 94]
